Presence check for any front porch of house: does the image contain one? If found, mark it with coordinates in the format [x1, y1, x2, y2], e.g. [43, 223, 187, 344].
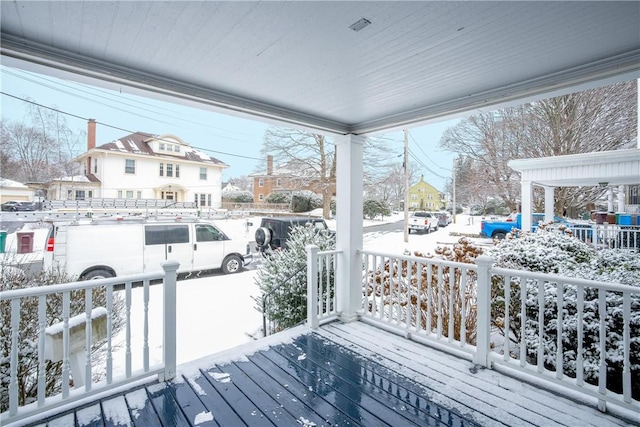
[2, 244, 638, 426]
[22, 322, 632, 427]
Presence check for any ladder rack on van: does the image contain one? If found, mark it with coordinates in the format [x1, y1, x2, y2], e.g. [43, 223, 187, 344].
[45, 214, 208, 226]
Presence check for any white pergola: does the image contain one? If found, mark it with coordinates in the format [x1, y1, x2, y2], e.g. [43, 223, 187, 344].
[509, 148, 640, 231]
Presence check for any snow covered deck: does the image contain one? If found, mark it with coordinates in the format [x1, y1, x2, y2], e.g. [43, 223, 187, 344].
[24, 321, 634, 427]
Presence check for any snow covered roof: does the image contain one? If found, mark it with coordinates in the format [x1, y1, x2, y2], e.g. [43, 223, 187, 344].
[0, 177, 29, 188]
[79, 132, 228, 167]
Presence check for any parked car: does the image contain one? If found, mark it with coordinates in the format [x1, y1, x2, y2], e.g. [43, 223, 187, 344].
[255, 217, 333, 254]
[1, 201, 36, 211]
[408, 211, 439, 234]
[437, 211, 451, 227]
[44, 218, 250, 279]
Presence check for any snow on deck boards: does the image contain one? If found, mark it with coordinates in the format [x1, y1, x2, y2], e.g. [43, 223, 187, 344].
[28, 322, 632, 427]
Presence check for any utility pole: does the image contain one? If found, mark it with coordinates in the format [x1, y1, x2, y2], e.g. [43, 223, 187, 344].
[403, 129, 409, 243]
[452, 156, 457, 224]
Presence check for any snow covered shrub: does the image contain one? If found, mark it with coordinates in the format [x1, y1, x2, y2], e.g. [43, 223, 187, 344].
[364, 237, 483, 344]
[265, 192, 290, 204]
[0, 263, 125, 412]
[255, 224, 336, 334]
[486, 229, 639, 399]
[362, 199, 391, 220]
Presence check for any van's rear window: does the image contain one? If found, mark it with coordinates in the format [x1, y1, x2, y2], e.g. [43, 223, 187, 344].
[145, 225, 190, 245]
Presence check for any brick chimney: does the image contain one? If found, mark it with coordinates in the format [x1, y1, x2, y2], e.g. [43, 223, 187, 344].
[87, 119, 96, 150]
[267, 155, 273, 175]
[87, 119, 96, 175]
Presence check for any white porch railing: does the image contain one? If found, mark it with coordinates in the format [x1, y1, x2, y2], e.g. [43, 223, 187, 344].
[306, 246, 341, 329]
[0, 261, 179, 425]
[566, 223, 639, 250]
[307, 248, 639, 415]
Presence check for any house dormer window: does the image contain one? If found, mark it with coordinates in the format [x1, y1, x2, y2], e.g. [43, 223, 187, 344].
[174, 145, 180, 153]
[159, 142, 165, 151]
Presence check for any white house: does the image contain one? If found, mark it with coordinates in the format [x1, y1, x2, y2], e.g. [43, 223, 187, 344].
[53, 120, 228, 209]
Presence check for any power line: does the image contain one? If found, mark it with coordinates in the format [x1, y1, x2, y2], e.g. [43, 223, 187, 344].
[407, 147, 449, 180]
[1, 66, 265, 148]
[1, 92, 263, 162]
[406, 130, 450, 172]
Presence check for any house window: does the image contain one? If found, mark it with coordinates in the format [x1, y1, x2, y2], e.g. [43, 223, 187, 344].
[276, 178, 282, 187]
[167, 164, 173, 178]
[125, 159, 136, 174]
[411, 194, 417, 200]
[126, 190, 134, 198]
[159, 143, 165, 151]
[159, 163, 164, 176]
[208, 194, 211, 206]
[258, 194, 264, 201]
[175, 165, 180, 178]
[200, 167, 207, 180]
[259, 178, 264, 187]
[174, 145, 180, 153]
[137, 191, 142, 199]
[117, 190, 122, 198]
[93, 159, 98, 174]
[74, 190, 85, 200]
[200, 194, 207, 207]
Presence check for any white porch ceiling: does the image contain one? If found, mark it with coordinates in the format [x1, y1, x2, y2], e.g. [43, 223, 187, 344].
[1, 1, 639, 135]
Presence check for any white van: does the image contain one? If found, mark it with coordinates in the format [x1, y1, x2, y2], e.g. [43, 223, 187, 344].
[43, 217, 249, 279]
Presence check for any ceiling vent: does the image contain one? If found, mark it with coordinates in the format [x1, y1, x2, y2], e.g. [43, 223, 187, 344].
[349, 18, 371, 32]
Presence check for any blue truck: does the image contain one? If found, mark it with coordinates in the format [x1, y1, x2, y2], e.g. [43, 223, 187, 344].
[480, 213, 573, 239]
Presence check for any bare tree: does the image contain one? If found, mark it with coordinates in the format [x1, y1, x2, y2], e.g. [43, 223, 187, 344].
[440, 80, 637, 214]
[1, 103, 85, 183]
[261, 127, 336, 219]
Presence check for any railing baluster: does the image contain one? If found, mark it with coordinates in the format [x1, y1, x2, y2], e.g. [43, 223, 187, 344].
[520, 277, 526, 367]
[556, 282, 564, 379]
[125, 281, 132, 378]
[622, 292, 631, 403]
[406, 259, 412, 330]
[460, 268, 467, 346]
[426, 262, 432, 333]
[9, 299, 20, 415]
[504, 275, 511, 362]
[448, 266, 454, 343]
[598, 287, 607, 412]
[416, 261, 423, 334]
[144, 279, 150, 372]
[537, 279, 544, 373]
[37, 295, 47, 406]
[84, 288, 93, 391]
[62, 292, 70, 398]
[576, 284, 584, 386]
[436, 264, 443, 338]
[106, 285, 113, 385]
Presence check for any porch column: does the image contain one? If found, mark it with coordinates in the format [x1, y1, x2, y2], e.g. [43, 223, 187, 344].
[520, 180, 533, 232]
[617, 185, 625, 213]
[335, 134, 364, 323]
[543, 186, 554, 222]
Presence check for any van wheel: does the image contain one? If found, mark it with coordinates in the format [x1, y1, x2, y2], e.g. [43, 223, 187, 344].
[493, 232, 506, 240]
[84, 269, 114, 280]
[222, 255, 242, 274]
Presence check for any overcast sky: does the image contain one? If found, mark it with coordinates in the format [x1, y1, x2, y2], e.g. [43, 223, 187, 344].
[1, 65, 458, 190]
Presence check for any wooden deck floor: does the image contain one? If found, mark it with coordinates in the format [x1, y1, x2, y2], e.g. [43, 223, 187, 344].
[29, 321, 634, 427]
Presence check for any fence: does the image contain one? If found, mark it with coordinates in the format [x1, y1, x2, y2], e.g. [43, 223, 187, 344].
[348, 249, 638, 414]
[0, 261, 179, 425]
[565, 223, 640, 250]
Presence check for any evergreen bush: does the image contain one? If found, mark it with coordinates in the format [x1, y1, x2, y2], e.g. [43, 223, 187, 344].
[255, 224, 336, 334]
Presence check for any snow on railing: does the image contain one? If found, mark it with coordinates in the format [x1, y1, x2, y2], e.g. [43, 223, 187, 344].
[0, 261, 179, 425]
[306, 246, 340, 329]
[354, 249, 638, 414]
